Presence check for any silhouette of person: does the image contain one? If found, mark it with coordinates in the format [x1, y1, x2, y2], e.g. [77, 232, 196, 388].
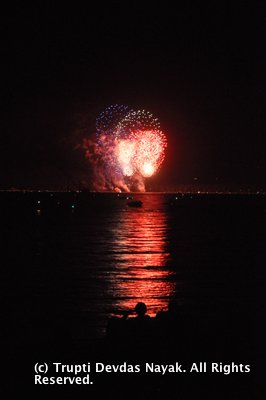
[106, 308, 134, 341]
[126, 302, 151, 342]
[134, 302, 150, 320]
[106, 303, 152, 347]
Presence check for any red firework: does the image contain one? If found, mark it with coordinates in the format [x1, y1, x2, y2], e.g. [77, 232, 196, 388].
[116, 129, 167, 178]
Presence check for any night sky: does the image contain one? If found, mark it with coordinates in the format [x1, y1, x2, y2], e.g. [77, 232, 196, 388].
[1, 2, 265, 190]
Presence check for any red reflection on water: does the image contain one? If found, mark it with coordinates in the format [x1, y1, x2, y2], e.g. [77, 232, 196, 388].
[109, 199, 175, 317]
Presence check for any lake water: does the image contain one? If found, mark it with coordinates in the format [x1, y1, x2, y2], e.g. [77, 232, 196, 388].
[1, 192, 265, 397]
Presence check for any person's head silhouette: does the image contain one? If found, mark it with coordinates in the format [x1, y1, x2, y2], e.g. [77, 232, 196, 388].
[135, 302, 147, 317]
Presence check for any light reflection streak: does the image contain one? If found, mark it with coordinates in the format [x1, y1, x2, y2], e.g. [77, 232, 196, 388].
[107, 199, 175, 317]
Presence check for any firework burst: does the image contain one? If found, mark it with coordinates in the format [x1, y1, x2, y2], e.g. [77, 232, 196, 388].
[96, 104, 129, 141]
[116, 109, 160, 139]
[83, 104, 167, 192]
[130, 129, 167, 177]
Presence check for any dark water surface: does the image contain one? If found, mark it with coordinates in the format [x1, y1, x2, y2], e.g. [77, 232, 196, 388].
[1, 192, 265, 398]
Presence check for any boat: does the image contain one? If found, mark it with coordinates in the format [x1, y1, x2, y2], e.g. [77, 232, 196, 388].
[117, 195, 133, 200]
[127, 200, 143, 207]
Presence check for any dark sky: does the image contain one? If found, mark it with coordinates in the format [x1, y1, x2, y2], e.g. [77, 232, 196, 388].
[1, 2, 265, 190]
